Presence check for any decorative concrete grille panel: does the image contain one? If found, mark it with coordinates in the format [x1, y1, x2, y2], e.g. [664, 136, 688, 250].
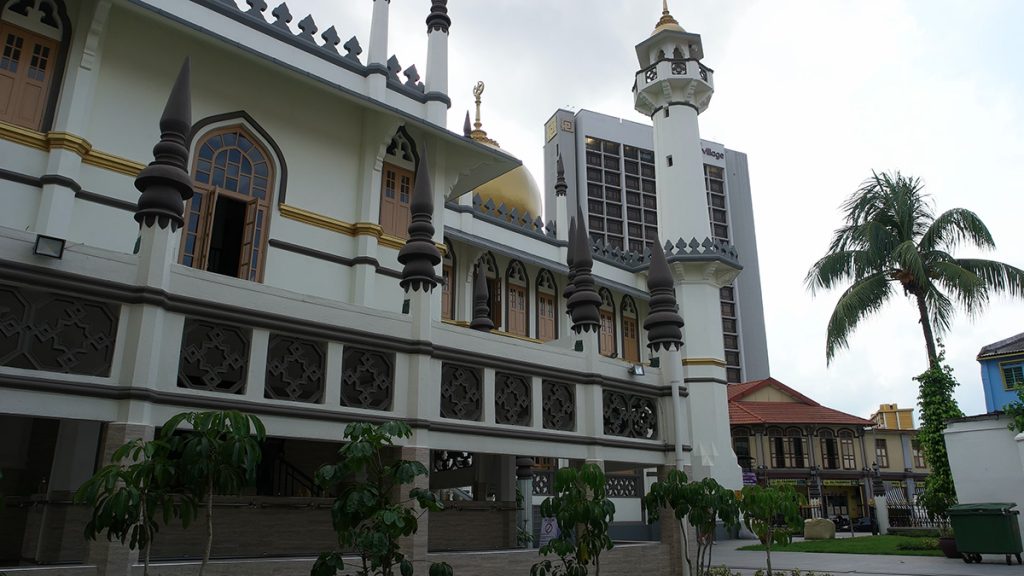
[602, 390, 658, 439]
[440, 363, 482, 421]
[532, 470, 553, 496]
[494, 372, 531, 426]
[265, 334, 325, 403]
[605, 475, 641, 498]
[0, 283, 119, 376]
[542, 380, 575, 431]
[433, 450, 474, 472]
[340, 347, 394, 410]
[178, 319, 250, 394]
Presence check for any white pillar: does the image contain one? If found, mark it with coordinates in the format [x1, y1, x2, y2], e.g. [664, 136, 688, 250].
[367, 0, 390, 101]
[424, 3, 450, 126]
[662, 346, 687, 471]
[651, 105, 712, 241]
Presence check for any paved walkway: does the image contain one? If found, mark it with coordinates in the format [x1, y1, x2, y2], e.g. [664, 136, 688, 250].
[712, 538, 1023, 576]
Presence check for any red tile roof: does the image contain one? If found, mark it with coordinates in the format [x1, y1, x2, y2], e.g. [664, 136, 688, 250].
[728, 378, 872, 426]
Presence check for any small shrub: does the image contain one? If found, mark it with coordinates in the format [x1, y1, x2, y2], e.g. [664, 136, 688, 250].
[896, 538, 938, 551]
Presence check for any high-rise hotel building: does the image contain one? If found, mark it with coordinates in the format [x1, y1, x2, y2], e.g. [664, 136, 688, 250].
[543, 109, 769, 383]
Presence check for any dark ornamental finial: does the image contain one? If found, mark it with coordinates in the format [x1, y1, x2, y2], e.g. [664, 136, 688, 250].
[426, 0, 450, 33]
[135, 58, 194, 231]
[398, 147, 442, 292]
[463, 111, 472, 137]
[568, 202, 601, 333]
[562, 216, 577, 315]
[555, 153, 567, 197]
[644, 234, 684, 351]
[470, 264, 494, 331]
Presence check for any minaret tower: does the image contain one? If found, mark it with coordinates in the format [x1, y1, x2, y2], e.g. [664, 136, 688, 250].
[633, 2, 741, 488]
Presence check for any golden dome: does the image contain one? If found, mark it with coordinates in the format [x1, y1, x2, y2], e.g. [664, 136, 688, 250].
[653, 0, 684, 34]
[468, 81, 543, 218]
[476, 165, 543, 218]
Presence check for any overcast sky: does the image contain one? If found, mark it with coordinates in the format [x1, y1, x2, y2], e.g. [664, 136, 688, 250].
[278, 0, 1024, 421]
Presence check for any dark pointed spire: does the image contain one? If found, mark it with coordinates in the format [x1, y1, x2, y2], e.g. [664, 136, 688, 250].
[554, 153, 567, 197]
[470, 263, 494, 331]
[463, 111, 472, 137]
[644, 235, 684, 351]
[135, 58, 194, 231]
[398, 147, 441, 292]
[426, 0, 450, 33]
[562, 216, 577, 315]
[568, 202, 601, 334]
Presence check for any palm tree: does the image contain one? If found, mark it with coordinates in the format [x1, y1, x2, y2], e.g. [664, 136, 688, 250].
[806, 171, 1024, 366]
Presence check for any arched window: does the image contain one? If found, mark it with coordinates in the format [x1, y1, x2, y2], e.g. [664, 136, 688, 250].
[379, 128, 417, 239]
[441, 239, 455, 321]
[621, 296, 640, 363]
[838, 429, 856, 470]
[598, 288, 616, 358]
[535, 270, 557, 342]
[505, 260, 528, 337]
[767, 427, 784, 468]
[732, 427, 753, 470]
[183, 124, 277, 281]
[819, 429, 839, 470]
[475, 252, 500, 329]
[785, 427, 806, 468]
[0, 0, 69, 130]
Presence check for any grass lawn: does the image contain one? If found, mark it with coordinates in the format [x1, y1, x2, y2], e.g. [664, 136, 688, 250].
[738, 535, 944, 557]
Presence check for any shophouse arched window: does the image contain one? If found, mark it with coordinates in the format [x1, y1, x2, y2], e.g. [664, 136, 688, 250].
[819, 429, 839, 470]
[476, 252, 501, 329]
[379, 129, 416, 239]
[598, 288, 616, 357]
[441, 240, 455, 321]
[183, 124, 277, 282]
[732, 427, 753, 470]
[838, 429, 856, 470]
[621, 296, 640, 363]
[0, 0, 69, 130]
[785, 427, 806, 468]
[506, 260, 529, 337]
[535, 269, 557, 342]
[768, 428, 785, 468]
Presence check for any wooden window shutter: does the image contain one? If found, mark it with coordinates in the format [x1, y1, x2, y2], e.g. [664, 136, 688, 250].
[0, 23, 58, 130]
[238, 196, 260, 280]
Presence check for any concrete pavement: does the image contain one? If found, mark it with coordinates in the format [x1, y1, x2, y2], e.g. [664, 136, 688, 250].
[710, 538, 1023, 576]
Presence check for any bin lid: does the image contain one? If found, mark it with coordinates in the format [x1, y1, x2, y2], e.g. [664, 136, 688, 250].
[948, 502, 1018, 514]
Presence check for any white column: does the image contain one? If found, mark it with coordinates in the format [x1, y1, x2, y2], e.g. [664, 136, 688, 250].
[651, 106, 712, 242]
[424, 18, 449, 126]
[367, 0, 390, 101]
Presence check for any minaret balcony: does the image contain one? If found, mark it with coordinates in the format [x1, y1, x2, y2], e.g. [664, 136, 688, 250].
[632, 58, 714, 116]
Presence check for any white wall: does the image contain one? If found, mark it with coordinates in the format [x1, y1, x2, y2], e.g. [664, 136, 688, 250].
[944, 414, 1024, 537]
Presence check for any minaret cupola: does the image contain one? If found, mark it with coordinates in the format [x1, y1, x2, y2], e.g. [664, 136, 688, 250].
[633, 0, 714, 116]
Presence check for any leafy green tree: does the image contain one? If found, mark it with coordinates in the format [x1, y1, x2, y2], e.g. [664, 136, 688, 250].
[738, 484, 803, 576]
[75, 436, 195, 576]
[805, 171, 1024, 365]
[645, 470, 740, 576]
[161, 410, 266, 576]
[531, 463, 615, 576]
[311, 421, 451, 576]
[914, 358, 964, 521]
[1004, 387, 1024, 434]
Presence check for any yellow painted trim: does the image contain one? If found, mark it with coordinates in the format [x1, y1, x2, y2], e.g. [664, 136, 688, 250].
[0, 121, 145, 177]
[279, 203, 446, 253]
[682, 357, 727, 368]
[998, 358, 1024, 391]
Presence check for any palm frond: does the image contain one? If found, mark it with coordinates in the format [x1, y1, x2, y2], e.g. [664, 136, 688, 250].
[825, 272, 894, 364]
[890, 240, 930, 290]
[805, 250, 874, 294]
[919, 208, 996, 253]
[929, 260, 987, 318]
[954, 258, 1024, 299]
[924, 288, 955, 336]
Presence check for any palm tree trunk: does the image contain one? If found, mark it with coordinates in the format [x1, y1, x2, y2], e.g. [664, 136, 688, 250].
[914, 292, 939, 366]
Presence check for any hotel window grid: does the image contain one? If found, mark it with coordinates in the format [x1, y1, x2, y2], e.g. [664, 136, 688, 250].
[584, 136, 658, 254]
[621, 296, 640, 363]
[1002, 362, 1024, 390]
[0, 15, 60, 131]
[874, 439, 890, 468]
[183, 126, 275, 282]
[536, 270, 557, 342]
[706, 163, 742, 383]
[839, 430, 856, 469]
[819, 429, 839, 470]
[598, 288, 616, 358]
[506, 261, 529, 337]
[379, 131, 416, 239]
[911, 439, 926, 468]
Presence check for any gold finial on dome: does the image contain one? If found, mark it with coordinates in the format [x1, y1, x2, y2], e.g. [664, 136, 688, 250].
[469, 81, 500, 148]
[654, 0, 684, 33]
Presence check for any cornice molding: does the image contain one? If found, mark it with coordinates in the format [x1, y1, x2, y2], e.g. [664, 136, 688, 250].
[279, 203, 445, 253]
[0, 121, 145, 177]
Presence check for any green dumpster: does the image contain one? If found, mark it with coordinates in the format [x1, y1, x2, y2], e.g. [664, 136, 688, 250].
[947, 502, 1023, 565]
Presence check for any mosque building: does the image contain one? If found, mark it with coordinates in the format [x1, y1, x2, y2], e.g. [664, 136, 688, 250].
[0, 0, 757, 574]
